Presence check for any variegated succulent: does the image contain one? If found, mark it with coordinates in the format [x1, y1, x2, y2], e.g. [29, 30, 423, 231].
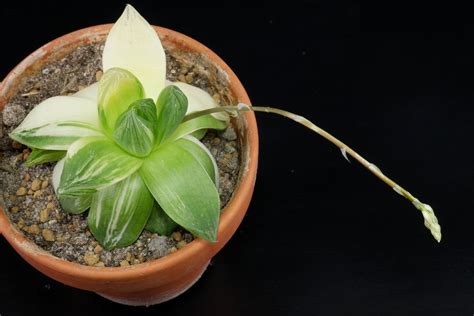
[10, 5, 229, 249]
[10, 5, 442, 251]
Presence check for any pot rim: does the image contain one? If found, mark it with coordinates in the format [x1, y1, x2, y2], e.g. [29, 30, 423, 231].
[0, 24, 258, 280]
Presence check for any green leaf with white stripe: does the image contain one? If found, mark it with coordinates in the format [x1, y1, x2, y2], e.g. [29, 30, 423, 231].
[168, 81, 229, 121]
[175, 136, 218, 186]
[145, 203, 178, 236]
[58, 137, 142, 196]
[113, 98, 158, 157]
[88, 172, 153, 250]
[52, 158, 92, 214]
[9, 96, 102, 150]
[98, 68, 144, 132]
[25, 148, 66, 167]
[166, 114, 227, 143]
[155, 85, 188, 145]
[140, 143, 220, 242]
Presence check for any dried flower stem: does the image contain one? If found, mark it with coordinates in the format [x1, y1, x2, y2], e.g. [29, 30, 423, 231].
[184, 104, 441, 242]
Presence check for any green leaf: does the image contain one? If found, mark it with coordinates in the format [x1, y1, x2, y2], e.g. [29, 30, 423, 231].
[52, 158, 91, 214]
[25, 148, 66, 167]
[88, 172, 153, 250]
[166, 114, 227, 143]
[98, 68, 144, 132]
[140, 143, 220, 242]
[113, 98, 158, 157]
[174, 136, 218, 186]
[145, 202, 178, 236]
[155, 85, 188, 145]
[59, 194, 92, 214]
[10, 96, 102, 150]
[168, 81, 229, 121]
[191, 129, 207, 140]
[103, 4, 166, 101]
[58, 137, 142, 196]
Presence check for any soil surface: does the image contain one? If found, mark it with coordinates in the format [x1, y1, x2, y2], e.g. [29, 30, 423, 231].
[0, 42, 241, 267]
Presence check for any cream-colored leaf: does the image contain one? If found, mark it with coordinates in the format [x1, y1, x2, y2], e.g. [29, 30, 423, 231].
[103, 4, 166, 101]
[74, 82, 98, 101]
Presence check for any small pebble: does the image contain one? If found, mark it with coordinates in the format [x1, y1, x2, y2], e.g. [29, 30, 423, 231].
[23, 174, 30, 181]
[31, 179, 42, 191]
[176, 240, 187, 249]
[2, 103, 26, 126]
[33, 190, 43, 198]
[171, 231, 182, 242]
[16, 187, 27, 196]
[17, 218, 25, 229]
[120, 260, 130, 267]
[95, 70, 103, 81]
[185, 73, 194, 83]
[41, 180, 49, 189]
[84, 252, 100, 266]
[40, 208, 50, 223]
[95, 262, 105, 268]
[42, 229, 55, 241]
[169, 247, 178, 254]
[46, 202, 55, 210]
[11, 206, 19, 214]
[94, 245, 103, 254]
[221, 127, 237, 141]
[28, 225, 41, 235]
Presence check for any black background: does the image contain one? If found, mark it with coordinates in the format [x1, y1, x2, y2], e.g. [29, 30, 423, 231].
[1, 2, 474, 315]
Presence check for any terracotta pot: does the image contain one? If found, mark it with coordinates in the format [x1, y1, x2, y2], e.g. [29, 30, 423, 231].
[0, 24, 258, 306]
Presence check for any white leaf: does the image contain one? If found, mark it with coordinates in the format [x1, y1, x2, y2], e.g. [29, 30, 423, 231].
[74, 82, 98, 101]
[52, 158, 65, 193]
[168, 81, 229, 121]
[10, 96, 102, 150]
[103, 4, 166, 101]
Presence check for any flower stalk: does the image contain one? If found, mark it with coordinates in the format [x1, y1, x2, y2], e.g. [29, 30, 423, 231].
[184, 104, 442, 242]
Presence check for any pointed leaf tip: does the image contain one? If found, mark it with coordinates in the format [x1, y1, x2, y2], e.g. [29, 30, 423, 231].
[113, 98, 158, 157]
[103, 4, 166, 100]
[155, 85, 188, 144]
[98, 68, 144, 132]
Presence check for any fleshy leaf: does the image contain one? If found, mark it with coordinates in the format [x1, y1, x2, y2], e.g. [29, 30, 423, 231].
[52, 158, 91, 214]
[10, 96, 102, 150]
[113, 98, 158, 157]
[25, 148, 66, 167]
[168, 81, 229, 121]
[191, 129, 207, 140]
[98, 68, 144, 132]
[175, 136, 218, 186]
[155, 85, 188, 145]
[145, 202, 178, 236]
[58, 137, 142, 196]
[166, 114, 227, 143]
[74, 82, 98, 101]
[88, 172, 153, 250]
[103, 4, 166, 101]
[140, 143, 220, 242]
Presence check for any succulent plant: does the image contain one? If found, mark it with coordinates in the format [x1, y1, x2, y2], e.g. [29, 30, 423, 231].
[10, 5, 228, 249]
[9, 5, 441, 251]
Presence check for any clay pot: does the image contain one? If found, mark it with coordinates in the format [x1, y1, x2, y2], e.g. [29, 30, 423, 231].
[0, 24, 258, 306]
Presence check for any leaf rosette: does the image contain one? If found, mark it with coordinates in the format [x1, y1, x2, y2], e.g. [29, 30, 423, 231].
[11, 5, 228, 249]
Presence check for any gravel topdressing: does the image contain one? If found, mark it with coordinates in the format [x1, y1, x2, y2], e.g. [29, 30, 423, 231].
[0, 41, 242, 267]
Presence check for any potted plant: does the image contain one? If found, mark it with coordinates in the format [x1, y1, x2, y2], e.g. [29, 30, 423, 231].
[0, 5, 439, 306]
